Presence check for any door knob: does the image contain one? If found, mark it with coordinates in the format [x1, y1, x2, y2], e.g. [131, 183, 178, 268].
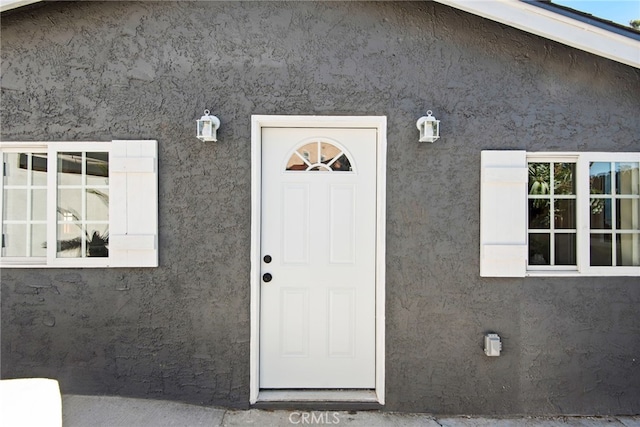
[263, 273, 272, 282]
[263, 255, 272, 263]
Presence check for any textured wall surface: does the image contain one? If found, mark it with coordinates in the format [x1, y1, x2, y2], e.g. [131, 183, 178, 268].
[1, 1, 639, 415]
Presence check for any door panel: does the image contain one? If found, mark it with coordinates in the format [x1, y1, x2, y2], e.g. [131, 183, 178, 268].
[329, 184, 356, 263]
[260, 127, 377, 389]
[281, 184, 309, 264]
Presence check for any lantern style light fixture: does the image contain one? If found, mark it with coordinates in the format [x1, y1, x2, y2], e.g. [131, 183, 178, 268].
[416, 110, 440, 143]
[196, 109, 221, 142]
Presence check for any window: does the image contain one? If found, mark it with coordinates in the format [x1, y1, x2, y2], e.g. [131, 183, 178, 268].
[2, 151, 48, 258]
[589, 160, 640, 267]
[480, 151, 640, 277]
[0, 140, 158, 268]
[286, 141, 353, 172]
[527, 161, 577, 267]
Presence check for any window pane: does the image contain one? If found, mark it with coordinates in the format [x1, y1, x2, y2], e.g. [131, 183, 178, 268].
[590, 162, 611, 195]
[529, 199, 550, 229]
[58, 189, 82, 220]
[31, 154, 48, 185]
[329, 154, 352, 171]
[555, 233, 576, 265]
[31, 189, 47, 221]
[286, 154, 308, 171]
[617, 234, 640, 266]
[2, 224, 27, 256]
[555, 199, 575, 229]
[56, 223, 109, 258]
[529, 233, 550, 265]
[297, 143, 318, 164]
[590, 198, 611, 229]
[57, 224, 82, 258]
[86, 223, 109, 258]
[616, 199, 639, 230]
[528, 163, 550, 195]
[615, 162, 639, 195]
[86, 152, 109, 186]
[58, 152, 82, 185]
[86, 189, 109, 221]
[286, 142, 353, 172]
[30, 224, 47, 257]
[554, 163, 575, 195]
[320, 142, 341, 164]
[3, 189, 26, 220]
[3, 153, 28, 186]
[58, 211, 76, 228]
[590, 234, 612, 266]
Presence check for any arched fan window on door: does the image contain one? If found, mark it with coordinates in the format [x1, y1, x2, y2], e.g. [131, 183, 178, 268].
[286, 141, 353, 172]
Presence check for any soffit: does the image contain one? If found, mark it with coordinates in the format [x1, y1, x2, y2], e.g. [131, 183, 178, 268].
[0, 0, 40, 13]
[435, 0, 639, 69]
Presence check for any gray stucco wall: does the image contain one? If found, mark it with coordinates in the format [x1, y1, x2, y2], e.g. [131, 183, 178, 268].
[1, 1, 639, 415]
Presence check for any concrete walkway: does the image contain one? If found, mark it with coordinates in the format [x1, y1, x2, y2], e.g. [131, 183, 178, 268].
[62, 395, 640, 427]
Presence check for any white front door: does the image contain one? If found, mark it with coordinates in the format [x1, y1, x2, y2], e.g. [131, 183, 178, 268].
[260, 127, 377, 389]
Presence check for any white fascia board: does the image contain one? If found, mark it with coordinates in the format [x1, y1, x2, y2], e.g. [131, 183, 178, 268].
[434, 0, 640, 69]
[0, 0, 41, 12]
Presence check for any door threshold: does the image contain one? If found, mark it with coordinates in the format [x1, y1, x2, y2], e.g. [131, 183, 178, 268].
[258, 390, 378, 402]
[254, 390, 381, 411]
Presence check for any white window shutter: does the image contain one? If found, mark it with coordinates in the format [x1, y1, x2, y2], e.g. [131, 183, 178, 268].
[109, 140, 158, 267]
[480, 150, 528, 277]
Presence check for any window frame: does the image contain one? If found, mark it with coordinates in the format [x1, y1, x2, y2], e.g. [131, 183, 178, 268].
[526, 153, 579, 272]
[526, 151, 640, 277]
[1, 144, 49, 266]
[0, 140, 158, 268]
[284, 138, 356, 173]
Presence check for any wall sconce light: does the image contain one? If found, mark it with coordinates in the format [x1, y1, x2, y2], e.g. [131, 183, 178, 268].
[416, 110, 440, 143]
[196, 109, 220, 142]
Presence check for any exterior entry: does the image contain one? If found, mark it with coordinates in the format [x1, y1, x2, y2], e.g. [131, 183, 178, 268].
[3, 0, 640, 415]
[259, 127, 377, 389]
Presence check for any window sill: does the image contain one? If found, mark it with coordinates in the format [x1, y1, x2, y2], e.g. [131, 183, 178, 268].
[526, 268, 640, 277]
[1, 258, 111, 268]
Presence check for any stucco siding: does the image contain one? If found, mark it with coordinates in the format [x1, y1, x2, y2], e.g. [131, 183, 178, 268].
[1, 1, 639, 414]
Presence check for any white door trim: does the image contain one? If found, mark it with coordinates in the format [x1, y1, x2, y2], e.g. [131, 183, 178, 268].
[250, 115, 386, 405]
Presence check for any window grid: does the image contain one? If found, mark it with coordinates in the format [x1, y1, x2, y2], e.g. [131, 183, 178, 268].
[590, 161, 640, 267]
[56, 152, 109, 259]
[590, 161, 615, 266]
[527, 161, 577, 268]
[1, 139, 157, 268]
[286, 141, 353, 172]
[1, 152, 48, 257]
[482, 150, 639, 277]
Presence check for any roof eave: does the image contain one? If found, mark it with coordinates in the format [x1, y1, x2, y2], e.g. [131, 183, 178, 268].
[0, 0, 42, 13]
[434, 0, 640, 69]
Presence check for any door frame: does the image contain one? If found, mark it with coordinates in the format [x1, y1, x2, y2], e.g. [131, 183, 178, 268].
[250, 115, 386, 405]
